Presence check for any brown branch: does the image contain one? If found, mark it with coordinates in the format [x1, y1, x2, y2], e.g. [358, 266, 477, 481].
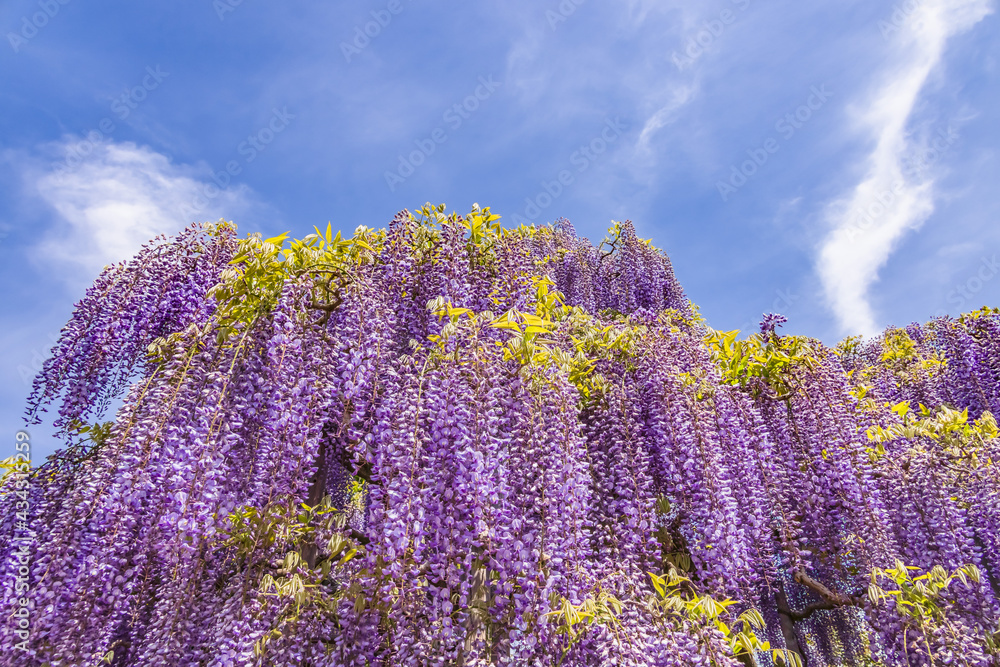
[792, 569, 856, 607]
[306, 269, 354, 326]
[598, 237, 619, 263]
[311, 529, 372, 571]
[333, 440, 375, 486]
[777, 596, 843, 622]
[313, 298, 343, 327]
[310, 296, 346, 312]
[777, 568, 862, 621]
[774, 585, 806, 664]
[753, 385, 795, 402]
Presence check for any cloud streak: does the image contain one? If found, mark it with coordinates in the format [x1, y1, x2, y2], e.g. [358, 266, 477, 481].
[816, 0, 993, 336]
[28, 140, 256, 283]
[636, 85, 696, 155]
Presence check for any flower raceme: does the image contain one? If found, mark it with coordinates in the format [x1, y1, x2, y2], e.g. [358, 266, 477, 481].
[2, 204, 999, 666]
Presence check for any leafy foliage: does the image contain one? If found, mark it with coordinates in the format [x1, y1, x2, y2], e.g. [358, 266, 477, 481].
[3, 205, 999, 667]
[705, 323, 822, 400]
[648, 569, 803, 667]
[868, 563, 998, 665]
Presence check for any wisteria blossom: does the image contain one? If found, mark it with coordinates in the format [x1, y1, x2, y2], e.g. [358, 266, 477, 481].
[2, 206, 998, 666]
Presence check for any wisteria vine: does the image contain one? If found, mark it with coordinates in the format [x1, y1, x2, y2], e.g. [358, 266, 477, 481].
[2, 205, 999, 666]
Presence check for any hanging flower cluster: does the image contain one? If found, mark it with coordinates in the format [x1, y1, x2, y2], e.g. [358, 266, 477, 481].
[2, 204, 999, 667]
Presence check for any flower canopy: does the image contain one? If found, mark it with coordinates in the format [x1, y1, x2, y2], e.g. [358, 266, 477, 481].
[3, 205, 999, 666]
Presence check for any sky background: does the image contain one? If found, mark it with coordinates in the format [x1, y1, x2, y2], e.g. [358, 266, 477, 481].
[2, 0, 999, 461]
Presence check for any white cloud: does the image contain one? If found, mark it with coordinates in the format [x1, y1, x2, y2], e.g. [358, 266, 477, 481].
[28, 139, 256, 282]
[636, 84, 696, 154]
[498, 1, 702, 208]
[816, 0, 993, 336]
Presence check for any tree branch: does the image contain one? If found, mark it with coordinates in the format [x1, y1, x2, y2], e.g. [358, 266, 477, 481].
[776, 568, 861, 621]
[792, 569, 856, 607]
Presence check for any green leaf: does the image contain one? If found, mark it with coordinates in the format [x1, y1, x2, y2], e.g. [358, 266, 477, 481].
[649, 572, 665, 598]
[489, 319, 521, 332]
[264, 232, 290, 246]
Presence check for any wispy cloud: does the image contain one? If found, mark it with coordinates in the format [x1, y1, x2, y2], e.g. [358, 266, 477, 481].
[816, 0, 993, 336]
[24, 139, 257, 283]
[636, 85, 696, 154]
[499, 2, 702, 214]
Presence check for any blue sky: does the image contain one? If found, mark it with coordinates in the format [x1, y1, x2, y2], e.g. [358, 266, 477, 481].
[2, 0, 999, 460]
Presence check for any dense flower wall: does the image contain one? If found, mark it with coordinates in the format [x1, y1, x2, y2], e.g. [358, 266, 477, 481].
[2, 205, 998, 666]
